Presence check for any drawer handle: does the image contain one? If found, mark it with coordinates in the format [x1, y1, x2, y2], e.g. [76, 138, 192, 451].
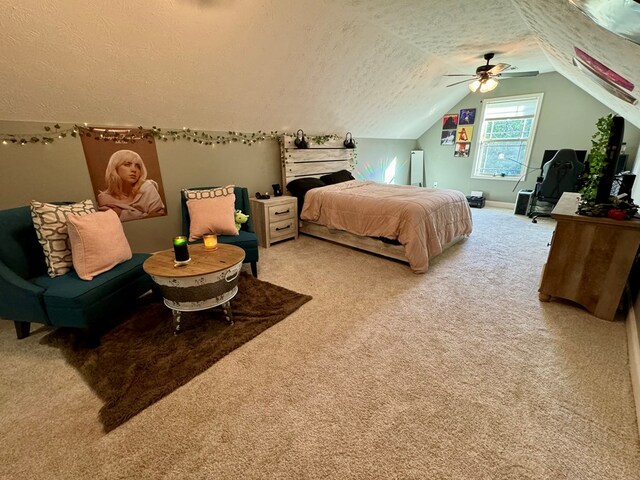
[275, 225, 291, 231]
[275, 209, 290, 215]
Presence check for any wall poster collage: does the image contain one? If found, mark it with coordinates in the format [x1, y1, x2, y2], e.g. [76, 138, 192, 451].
[441, 108, 476, 157]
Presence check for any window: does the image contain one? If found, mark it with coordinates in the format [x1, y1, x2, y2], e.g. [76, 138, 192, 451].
[472, 93, 543, 180]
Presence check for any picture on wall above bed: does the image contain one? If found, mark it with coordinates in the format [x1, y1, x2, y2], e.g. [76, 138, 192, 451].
[80, 127, 167, 222]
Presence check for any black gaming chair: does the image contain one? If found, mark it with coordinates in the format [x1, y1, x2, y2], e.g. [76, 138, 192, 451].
[527, 149, 585, 223]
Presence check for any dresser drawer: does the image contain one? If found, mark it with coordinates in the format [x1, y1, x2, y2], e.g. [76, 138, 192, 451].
[269, 218, 296, 240]
[268, 204, 295, 222]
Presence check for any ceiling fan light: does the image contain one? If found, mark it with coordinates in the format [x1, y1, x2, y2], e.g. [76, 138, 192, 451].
[480, 77, 498, 93]
[469, 79, 481, 92]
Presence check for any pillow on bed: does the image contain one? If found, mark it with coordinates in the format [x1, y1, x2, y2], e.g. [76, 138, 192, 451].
[320, 170, 355, 185]
[286, 177, 326, 197]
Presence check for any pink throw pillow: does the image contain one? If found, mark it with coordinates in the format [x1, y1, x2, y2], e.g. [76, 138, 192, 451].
[187, 196, 238, 241]
[66, 209, 133, 281]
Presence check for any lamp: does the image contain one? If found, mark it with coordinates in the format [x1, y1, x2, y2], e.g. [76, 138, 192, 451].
[468, 79, 481, 93]
[480, 77, 498, 93]
[468, 76, 499, 93]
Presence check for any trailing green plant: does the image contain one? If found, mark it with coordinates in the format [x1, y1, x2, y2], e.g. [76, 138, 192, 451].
[577, 113, 639, 219]
[0, 124, 346, 148]
[579, 113, 613, 202]
[309, 134, 340, 144]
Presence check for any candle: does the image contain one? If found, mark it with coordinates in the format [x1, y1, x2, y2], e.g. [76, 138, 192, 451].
[173, 236, 190, 262]
[203, 234, 218, 250]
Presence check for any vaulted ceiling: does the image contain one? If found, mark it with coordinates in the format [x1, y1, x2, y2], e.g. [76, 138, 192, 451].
[0, 0, 638, 138]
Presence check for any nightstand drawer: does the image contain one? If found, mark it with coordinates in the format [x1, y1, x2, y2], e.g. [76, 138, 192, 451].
[268, 204, 295, 222]
[269, 218, 296, 240]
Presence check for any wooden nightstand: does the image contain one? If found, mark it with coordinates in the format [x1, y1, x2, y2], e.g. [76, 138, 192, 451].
[249, 196, 298, 247]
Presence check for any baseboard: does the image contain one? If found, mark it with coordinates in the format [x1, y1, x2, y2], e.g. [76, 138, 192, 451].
[626, 296, 640, 437]
[485, 200, 515, 209]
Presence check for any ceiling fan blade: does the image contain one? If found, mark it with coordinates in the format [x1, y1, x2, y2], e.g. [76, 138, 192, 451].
[499, 70, 539, 77]
[443, 74, 476, 77]
[488, 63, 511, 75]
[446, 78, 474, 87]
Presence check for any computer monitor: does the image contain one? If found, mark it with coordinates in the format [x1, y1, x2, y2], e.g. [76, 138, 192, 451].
[615, 154, 629, 174]
[596, 115, 625, 203]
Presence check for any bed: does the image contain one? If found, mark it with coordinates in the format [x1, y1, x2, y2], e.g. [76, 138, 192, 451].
[279, 134, 472, 273]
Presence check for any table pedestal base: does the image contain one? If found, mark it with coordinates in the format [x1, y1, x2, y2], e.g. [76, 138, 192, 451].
[172, 300, 234, 335]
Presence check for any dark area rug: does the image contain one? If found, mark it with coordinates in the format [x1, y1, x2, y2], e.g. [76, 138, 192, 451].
[41, 273, 311, 432]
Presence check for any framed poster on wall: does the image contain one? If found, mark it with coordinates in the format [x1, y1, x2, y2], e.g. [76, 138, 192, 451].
[80, 127, 167, 222]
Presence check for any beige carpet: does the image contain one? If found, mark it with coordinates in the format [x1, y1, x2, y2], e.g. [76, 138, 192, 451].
[1, 207, 638, 479]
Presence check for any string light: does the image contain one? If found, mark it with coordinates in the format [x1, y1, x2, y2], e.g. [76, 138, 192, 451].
[0, 124, 342, 147]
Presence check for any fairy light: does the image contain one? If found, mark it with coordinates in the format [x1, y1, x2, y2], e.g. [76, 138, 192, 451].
[0, 124, 343, 148]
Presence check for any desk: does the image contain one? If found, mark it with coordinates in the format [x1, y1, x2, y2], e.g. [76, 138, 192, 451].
[143, 243, 245, 333]
[538, 192, 640, 321]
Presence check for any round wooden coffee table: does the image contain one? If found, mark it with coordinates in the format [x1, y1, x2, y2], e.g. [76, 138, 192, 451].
[143, 243, 245, 334]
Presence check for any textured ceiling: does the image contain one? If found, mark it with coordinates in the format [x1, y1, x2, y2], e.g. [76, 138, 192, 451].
[513, 0, 640, 129]
[0, 0, 637, 138]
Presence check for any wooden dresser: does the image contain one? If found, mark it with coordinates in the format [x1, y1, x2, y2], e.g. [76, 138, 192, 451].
[249, 196, 298, 247]
[538, 192, 640, 321]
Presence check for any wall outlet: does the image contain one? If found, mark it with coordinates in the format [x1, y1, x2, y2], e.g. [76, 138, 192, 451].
[433, 181, 438, 188]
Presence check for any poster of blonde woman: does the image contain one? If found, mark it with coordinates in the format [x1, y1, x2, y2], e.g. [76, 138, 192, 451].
[80, 127, 167, 222]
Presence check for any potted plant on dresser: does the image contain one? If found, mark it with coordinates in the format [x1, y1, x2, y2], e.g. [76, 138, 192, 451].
[577, 113, 638, 219]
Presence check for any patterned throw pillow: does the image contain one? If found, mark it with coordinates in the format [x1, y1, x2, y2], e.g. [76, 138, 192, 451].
[182, 185, 235, 201]
[183, 186, 237, 241]
[30, 200, 96, 277]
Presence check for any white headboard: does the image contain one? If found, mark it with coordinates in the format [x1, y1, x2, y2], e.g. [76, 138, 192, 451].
[280, 134, 356, 188]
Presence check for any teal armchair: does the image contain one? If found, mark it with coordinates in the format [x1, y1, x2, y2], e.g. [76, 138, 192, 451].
[181, 186, 259, 277]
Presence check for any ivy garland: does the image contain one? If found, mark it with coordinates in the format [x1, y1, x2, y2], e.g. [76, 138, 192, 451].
[0, 124, 342, 147]
[579, 113, 613, 202]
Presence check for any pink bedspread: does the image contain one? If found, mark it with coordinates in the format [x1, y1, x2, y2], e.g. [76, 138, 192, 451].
[300, 181, 473, 273]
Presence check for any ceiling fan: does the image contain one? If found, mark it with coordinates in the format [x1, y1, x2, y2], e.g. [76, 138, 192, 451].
[444, 53, 539, 92]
